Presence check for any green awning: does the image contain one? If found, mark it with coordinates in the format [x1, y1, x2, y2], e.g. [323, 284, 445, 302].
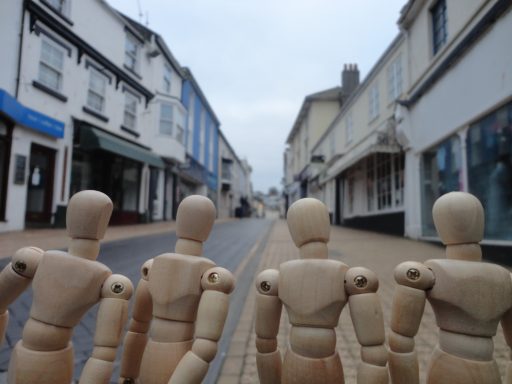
[80, 126, 165, 168]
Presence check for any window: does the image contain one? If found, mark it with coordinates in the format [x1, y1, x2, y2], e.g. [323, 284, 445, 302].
[125, 33, 139, 72]
[87, 68, 107, 113]
[431, 0, 447, 55]
[346, 170, 355, 214]
[199, 110, 206, 163]
[387, 54, 403, 102]
[46, 0, 70, 15]
[123, 92, 138, 130]
[376, 153, 392, 210]
[369, 84, 379, 121]
[393, 153, 405, 207]
[367, 156, 375, 212]
[421, 135, 461, 236]
[160, 104, 173, 135]
[209, 125, 214, 172]
[175, 108, 185, 143]
[163, 64, 172, 94]
[39, 39, 64, 91]
[345, 113, 353, 145]
[187, 93, 195, 153]
[467, 101, 512, 240]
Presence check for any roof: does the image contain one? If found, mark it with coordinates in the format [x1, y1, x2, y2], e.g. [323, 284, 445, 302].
[117, 12, 185, 77]
[285, 86, 343, 144]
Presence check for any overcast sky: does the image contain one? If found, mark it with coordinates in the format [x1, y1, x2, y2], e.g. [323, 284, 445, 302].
[107, 0, 406, 193]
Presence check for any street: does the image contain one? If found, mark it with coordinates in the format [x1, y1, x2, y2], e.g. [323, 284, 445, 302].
[1, 218, 510, 383]
[0, 218, 273, 384]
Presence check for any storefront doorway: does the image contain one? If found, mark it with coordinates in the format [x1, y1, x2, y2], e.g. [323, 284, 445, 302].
[25, 143, 55, 226]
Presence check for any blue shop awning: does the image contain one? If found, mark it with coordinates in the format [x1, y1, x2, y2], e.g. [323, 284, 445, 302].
[0, 89, 64, 138]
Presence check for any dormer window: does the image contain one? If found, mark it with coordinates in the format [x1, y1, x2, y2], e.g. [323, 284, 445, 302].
[125, 33, 140, 73]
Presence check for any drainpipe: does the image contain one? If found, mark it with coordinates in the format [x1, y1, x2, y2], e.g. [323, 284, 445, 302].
[15, 0, 27, 98]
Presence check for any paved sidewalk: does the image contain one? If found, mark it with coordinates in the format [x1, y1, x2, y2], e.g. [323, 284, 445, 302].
[217, 220, 510, 384]
[0, 221, 181, 259]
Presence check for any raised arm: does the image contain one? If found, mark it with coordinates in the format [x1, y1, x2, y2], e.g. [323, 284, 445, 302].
[169, 266, 235, 384]
[0, 247, 43, 344]
[345, 267, 388, 384]
[118, 259, 153, 384]
[388, 261, 435, 384]
[254, 269, 282, 384]
[79, 274, 133, 384]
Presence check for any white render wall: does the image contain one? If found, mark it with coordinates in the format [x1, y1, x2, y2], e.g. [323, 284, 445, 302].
[402, 4, 512, 239]
[0, 2, 23, 94]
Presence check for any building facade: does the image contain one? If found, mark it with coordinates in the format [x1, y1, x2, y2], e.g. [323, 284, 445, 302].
[0, 0, 249, 232]
[397, 0, 512, 243]
[283, 65, 360, 210]
[284, 0, 512, 244]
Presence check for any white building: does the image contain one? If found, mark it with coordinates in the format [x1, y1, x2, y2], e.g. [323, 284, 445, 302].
[0, 0, 244, 232]
[311, 36, 406, 233]
[397, 0, 512, 244]
[218, 131, 252, 218]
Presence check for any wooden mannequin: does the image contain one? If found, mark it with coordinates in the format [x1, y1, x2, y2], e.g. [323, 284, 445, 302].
[389, 191, 512, 384]
[0, 190, 133, 384]
[118, 195, 235, 384]
[255, 198, 388, 384]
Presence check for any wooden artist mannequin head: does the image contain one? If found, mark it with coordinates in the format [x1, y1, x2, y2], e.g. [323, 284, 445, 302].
[286, 197, 330, 259]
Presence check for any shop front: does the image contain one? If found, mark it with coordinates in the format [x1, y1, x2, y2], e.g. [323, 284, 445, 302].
[71, 120, 164, 225]
[0, 89, 65, 232]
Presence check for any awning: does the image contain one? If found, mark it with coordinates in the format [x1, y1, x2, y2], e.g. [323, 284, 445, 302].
[323, 130, 401, 183]
[80, 125, 165, 168]
[0, 89, 64, 138]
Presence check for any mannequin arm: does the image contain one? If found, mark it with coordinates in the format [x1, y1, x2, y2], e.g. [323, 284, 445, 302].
[501, 276, 512, 384]
[345, 267, 388, 384]
[0, 247, 43, 345]
[254, 269, 282, 384]
[388, 262, 435, 384]
[169, 266, 235, 384]
[119, 260, 154, 384]
[79, 274, 133, 384]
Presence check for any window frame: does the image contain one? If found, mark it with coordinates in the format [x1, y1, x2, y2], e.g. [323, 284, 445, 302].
[38, 37, 65, 92]
[124, 33, 140, 73]
[123, 91, 138, 131]
[159, 103, 174, 136]
[431, 0, 448, 55]
[368, 83, 380, 121]
[163, 64, 172, 94]
[345, 112, 354, 145]
[86, 67, 108, 114]
[387, 54, 403, 102]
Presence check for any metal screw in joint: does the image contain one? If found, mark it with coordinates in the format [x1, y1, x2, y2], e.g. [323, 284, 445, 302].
[354, 275, 368, 289]
[260, 281, 271, 292]
[208, 272, 220, 284]
[406, 268, 421, 281]
[111, 282, 125, 294]
[13, 261, 27, 274]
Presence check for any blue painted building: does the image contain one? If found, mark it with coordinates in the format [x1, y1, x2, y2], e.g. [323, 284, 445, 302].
[178, 68, 220, 206]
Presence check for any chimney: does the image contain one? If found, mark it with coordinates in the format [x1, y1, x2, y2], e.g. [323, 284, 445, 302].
[342, 63, 360, 96]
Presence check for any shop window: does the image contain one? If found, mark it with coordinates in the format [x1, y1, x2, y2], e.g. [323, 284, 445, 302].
[431, 0, 447, 55]
[124, 33, 140, 73]
[39, 39, 65, 92]
[163, 64, 172, 94]
[367, 155, 375, 212]
[346, 170, 355, 214]
[123, 91, 138, 130]
[394, 152, 405, 207]
[467, 101, 512, 240]
[376, 153, 393, 210]
[421, 135, 461, 236]
[160, 103, 173, 135]
[87, 68, 107, 113]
